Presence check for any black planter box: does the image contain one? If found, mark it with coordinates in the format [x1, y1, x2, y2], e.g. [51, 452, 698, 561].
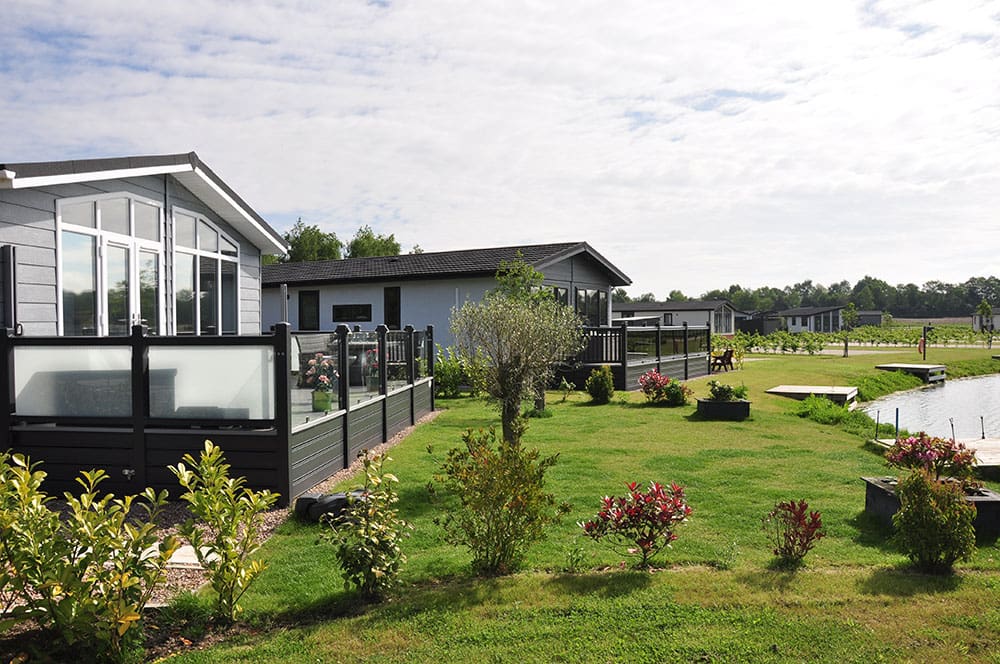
[862, 476, 1000, 539]
[696, 399, 750, 421]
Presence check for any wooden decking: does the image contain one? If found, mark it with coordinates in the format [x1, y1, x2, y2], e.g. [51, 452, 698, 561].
[875, 363, 946, 383]
[766, 385, 859, 410]
[871, 437, 1000, 467]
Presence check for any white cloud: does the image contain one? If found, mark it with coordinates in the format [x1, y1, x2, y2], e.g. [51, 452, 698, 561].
[2, 0, 999, 296]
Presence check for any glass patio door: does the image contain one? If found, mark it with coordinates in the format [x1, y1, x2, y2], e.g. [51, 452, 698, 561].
[101, 238, 163, 336]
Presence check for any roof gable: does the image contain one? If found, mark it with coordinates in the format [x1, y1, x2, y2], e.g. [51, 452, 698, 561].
[0, 152, 286, 254]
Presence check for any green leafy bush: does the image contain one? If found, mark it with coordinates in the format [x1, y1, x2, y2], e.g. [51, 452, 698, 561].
[892, 471, 975, 574]
[0, 454, 178, 663]
[430, 427, 569, 575]
[170, 440, 279, 623]
[585, 366, 615, 404]
[324, 452, 410, 600]
[706, 380, 748, 402]
[434, 345, 466, 398]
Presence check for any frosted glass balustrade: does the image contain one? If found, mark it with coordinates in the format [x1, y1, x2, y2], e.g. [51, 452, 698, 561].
[148, 347, 275, 419]
[14, 346, 132, 417]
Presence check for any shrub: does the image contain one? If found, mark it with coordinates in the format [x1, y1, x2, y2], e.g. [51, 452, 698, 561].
[170, 440, 280, 623]
[892, 471, 975, 574]
[558, 377, 575, 402]
[886, 433, 976, 482]
[762, 499, 825, 565]
[638, 370, 692, 406]
[430, 427, 568, 575]
[324, 452, 410, 600]
[580, 481, 692, 568]
[0, 454, 178, 663]
[706, 380, 748, 402]
[585, 366, 615, 404]
[434, 345, 466, 398]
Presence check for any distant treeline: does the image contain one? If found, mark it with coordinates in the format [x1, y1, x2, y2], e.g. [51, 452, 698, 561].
[621, 276, 1000, 318]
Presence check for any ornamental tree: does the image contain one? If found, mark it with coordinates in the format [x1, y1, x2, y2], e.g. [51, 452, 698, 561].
[451, 257, 583, 444]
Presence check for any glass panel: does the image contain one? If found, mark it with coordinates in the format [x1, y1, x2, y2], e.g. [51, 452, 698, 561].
[14, 346, 131, 417]
[134, 202, 160, 241]
[345, 331, 380, 404]
[148, 346, 274, 419]
[220, 235, 238, 257]
[139, 250, 159, 334]
[99, 198, 129, 235]
[61, 200, 95, 228]
[106, 244, 130, 336]
[290, 333, 341, 425]
[175, 253, 196, 334]
[199, 221, 218, 252]
[598, 291, 608, 325]
[199, 256, 218, 334]
[386, 330, 410, 389]
[175, 213, 197, 249]
[221, 260, 237, 334]
[60, 231, 98, 335]
[413, 330, 427, 379]
[626, 328, 656, 364]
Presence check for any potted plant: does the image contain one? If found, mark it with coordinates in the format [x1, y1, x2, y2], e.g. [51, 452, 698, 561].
[696, 380, 750, 420]
[303, 352, 339, 411]
[862, 433, 1000, 538]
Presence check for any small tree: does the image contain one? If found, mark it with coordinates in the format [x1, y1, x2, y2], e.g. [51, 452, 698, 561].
[977, 299, 994, 349]
[893, 470, 975, 574]
[451, 257, 584, 444]
[841, 303, 859, 357]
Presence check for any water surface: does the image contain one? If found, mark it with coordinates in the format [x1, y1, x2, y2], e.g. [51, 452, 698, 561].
[863, 374, 1000, 439]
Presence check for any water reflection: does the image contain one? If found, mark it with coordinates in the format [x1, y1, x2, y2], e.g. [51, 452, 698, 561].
[863, 374, 1000, 439]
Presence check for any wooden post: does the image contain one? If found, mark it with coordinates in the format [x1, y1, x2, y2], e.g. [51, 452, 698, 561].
[336, 324, 350, 467]
[272, 322, 292, 504]
[377, 324, 389, 443]
[655, 321, 662, 373]
[129, 324, 148, 487]
[619, 320, 628, 390]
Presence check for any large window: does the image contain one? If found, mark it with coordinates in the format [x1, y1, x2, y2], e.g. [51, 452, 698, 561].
[174, 211, 240, 335]
[58, 196, 164, 336]
[333, 304, 372, 323]
[575, 288, 608, 326]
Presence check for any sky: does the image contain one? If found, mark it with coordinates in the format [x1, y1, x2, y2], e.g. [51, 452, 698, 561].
[2, 0, 999, 298]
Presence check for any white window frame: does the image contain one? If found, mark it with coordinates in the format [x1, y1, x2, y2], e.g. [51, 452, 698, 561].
[171, 207, 241, 335]
[56, 193, 166, 336]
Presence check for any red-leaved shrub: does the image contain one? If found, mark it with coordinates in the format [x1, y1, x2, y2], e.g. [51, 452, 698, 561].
[762, 499, 825, 564]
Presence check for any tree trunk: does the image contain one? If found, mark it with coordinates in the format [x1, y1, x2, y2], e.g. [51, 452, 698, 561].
[843, 335, 849, 358]
[502, 400, 522, 444]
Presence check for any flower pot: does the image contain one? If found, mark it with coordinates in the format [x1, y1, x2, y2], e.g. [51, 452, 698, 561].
[311, 389, 332, 412]
[862, 476, 1000, 539]
[696, 398, 750, 421]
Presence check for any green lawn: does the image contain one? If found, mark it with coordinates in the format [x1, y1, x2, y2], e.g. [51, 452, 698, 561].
[170, 349, 1000, 663]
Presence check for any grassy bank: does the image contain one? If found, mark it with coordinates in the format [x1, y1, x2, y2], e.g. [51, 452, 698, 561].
[168, 349, 1000, 662]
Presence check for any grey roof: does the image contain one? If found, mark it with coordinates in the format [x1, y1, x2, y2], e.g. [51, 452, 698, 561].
[778, 306, 844, 316]
[0, 152, 286, 253]
[262, 242, 631, 287]
[612, 299, 731, 312]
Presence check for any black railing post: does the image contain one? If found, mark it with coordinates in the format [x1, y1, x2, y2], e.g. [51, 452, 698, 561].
[336, 324, 350, 468]
[683, 322, 690, 380]
[272, 322, 292, 503]
[377, 324, 389, 443]
[405, 325, 415, 425]
[426, 325, 435, 411]
[619, 321, 628, 390]
[130, 324, 148, 487]
[0, 328, 12, 449]
[655, 321, 662, 373]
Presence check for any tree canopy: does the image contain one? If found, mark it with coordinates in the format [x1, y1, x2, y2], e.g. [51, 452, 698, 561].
[451, 258, 583, 444]
[346, 225, 401, 258]
[269, 219, 343, 264]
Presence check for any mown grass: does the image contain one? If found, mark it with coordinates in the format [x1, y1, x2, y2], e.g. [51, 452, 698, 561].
[170, 348, 1000, 663]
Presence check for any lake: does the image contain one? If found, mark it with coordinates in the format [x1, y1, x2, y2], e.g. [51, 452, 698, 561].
[863, 374, 1000, 440]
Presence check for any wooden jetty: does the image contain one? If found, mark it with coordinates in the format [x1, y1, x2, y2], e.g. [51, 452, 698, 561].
[766, 385, 858, 410]
[875, 363, 946, 383]
[870, 437, 1000, 467]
